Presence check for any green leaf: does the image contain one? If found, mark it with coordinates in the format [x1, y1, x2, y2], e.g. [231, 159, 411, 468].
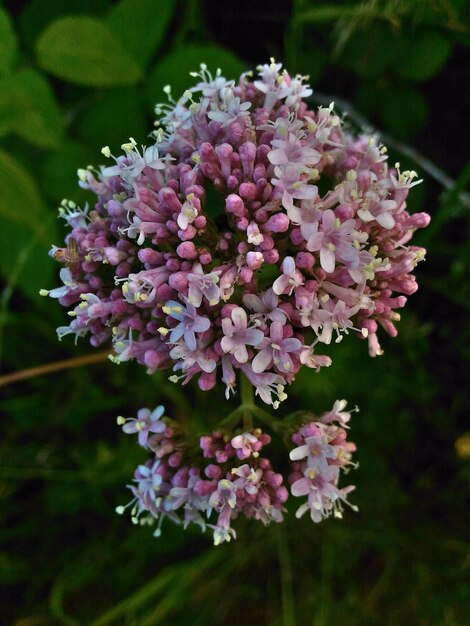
[0, 7, 17, 75]
[0, 149, 44, 229]
[339, 25, 408, 78]
[77, 87, 146, 152]
[19, 0, 110, 50]
[294, 5, 361, 23]
[145, 45, 246, 111]
[107, 0, 176, 67]
[0, 214, 59, 302]
[380, 86, 428, 138]
[36, 16, 143, 87]
[0, 149, 59, 300]
[40, 140, 95, 202]
[0, 68, 63, 149]
[397, 30, 453, 81]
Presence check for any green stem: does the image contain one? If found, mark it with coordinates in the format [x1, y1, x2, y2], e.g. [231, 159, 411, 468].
[240, 372, 255, 407]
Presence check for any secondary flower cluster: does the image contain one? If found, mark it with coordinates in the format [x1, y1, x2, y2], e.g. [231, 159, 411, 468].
[117, 400, 356, 544]
[43, 60, 429, 406]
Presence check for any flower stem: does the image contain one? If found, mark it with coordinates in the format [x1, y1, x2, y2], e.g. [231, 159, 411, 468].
[239, 373, 255, 430]
[240, 372, 254, 407]
[0, 350, 110, 388]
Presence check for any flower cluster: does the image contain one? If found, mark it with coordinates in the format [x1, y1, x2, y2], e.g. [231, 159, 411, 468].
[289, 400, 357, 522]
[43, 59, 429, 407]
[117, 400, 356, 544]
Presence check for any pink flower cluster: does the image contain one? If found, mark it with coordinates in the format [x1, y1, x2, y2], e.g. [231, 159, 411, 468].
[117, 404, 289, 545]
[117, 400, 356, 544]
[44, 60, 429, 406]
[289, 400, 358, 522]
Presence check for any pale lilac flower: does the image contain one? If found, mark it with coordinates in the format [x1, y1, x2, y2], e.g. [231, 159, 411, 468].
[320, 399, 353, 428]
[268, 134, 320, 168]
[246, 221, 264, 246]
[132, 461, 164, 505]
[243, 288, 287, 325]
[242, 366, 288, 408]
[221, 307, 264, 363]
[290, 434, 337, 472]
[272, 257, 304, 295]
[231, 464, 263, 495]
[169, 340, 216, 374]
[254, 59, 288, 110]
[231, 432, 262, 459]
[119, 405, 166, 448]
[163, 300, 211, 351]
[291, 464, 352, 522]
[208, 479, 238, 545]
[301, 209, 360, 273]
[102, 142, 170, 185]
[41, 268, 78, 299]
[177, 195, 198, 230]
[272, 163, 318, 211]
[357, 191, 397, 229]
[208, 89, 252, 127]
[189, 64, 234, 98]
[187, 263, 221, 307]
[252, 322, 302, 374]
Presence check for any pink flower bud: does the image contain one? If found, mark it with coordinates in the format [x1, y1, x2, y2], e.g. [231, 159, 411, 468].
[263, 249, 279, 264]
[336, 203, 355, 220]
[205, 464, 222, 480]
[239, 182, 257, 200]
[226, 194, 246, 217]
[199, 142, 216, 161]
[227, 121, 243, 144]
[246, 251, 264, 270]
[296, 252, 315, 270]
[194, 215, 206, 229]
[138, 248, 162, 265]
[176, 241, 197, 259]
[166, 258, 180, 272]
[239, 267, 253, 283]
[168, 271, 188, 291]
[290, 228, 304, 245]
[159, 187, 182, 211]
[178, 225, 197, 241]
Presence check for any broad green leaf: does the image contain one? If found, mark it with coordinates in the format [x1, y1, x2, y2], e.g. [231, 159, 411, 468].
[294, 5, 361, 23]
[0, 80, 16, 138]
[0, 150, 59, 301]
[20, 0, 110, 50]
[0, 214, 59, 302]
[36, 16, 143, 87]
[77, 87, 146, 151]
[40, 140, 95, 202]
[145, 44, 246, 111]
[380, 86, 428, 138]
[0, 7, 17, 75]
[107, 0, 176, 67]
[0, 149, 44, 228]
[356, 82, 428, 138]
[0, 68, 63, 149]
[339, 25, 408, 78]
[397, 30, 453, 81]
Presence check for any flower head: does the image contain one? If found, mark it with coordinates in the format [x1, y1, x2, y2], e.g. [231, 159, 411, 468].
[45, 59, 428, 403]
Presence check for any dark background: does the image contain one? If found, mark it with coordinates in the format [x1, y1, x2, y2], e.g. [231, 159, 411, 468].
[1, 0, 469, 624]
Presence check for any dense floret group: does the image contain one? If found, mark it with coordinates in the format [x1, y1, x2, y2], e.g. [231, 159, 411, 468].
[117, 401, 356, 544]
[43, 60, 429, 407]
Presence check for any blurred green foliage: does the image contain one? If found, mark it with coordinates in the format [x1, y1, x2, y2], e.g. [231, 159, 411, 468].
[1, 0, 469, 624]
